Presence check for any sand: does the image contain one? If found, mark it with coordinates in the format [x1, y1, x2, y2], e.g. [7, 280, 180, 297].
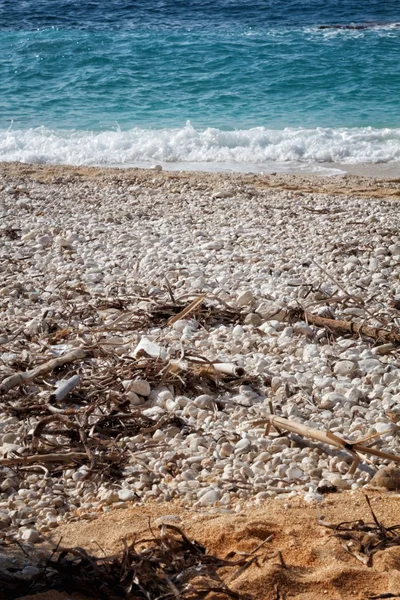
[18, 491, 400, 600]
[2, 162, 400, 600]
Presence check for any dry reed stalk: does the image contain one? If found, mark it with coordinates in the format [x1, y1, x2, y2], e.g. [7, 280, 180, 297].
[167, 293, 207, 326]
[255, 415, 400, 474]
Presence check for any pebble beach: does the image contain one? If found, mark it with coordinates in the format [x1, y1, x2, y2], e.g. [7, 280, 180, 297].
[1, 163, 400, 598]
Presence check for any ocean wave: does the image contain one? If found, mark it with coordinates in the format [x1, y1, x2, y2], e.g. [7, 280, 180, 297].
[1, 123, 400, 166]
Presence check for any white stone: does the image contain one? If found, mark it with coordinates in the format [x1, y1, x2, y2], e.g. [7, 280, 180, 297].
[334, 360, 356, 377]
[198, 489, 221, 505]
[118, 489, 136, 501]
[293, 322, 313, 336]
[236, 290, 254, 307]
[128, 379, 151, 396]
[193, 394, 214, 409]
[232, 325, 244, 337]
[358, 358, 382, 374]
[219, 442, 234, 457]
[304, 492, 323, 504]
[21, 528, 40, 543]
[126, 391, 143, 405]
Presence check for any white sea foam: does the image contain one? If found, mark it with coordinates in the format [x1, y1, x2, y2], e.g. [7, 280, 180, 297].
[1, 122, 400, 169]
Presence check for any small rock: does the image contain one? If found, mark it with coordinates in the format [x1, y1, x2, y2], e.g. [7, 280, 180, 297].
[235, 438, 250, 452]
[304, 492, 324, 504]
[193, 394, 214, 409]
[219, 442, 234, 457]
[128, 379, 151, 396]
[232, 325, 244, 337]
[55, 235, 72, 248]
[212, 189, 234, 199]
[370, 467, 400, 491]
[389, 243, 400, 256]
[358, 358, 382, 374]
[236, 290, 254, 307]
[328, 476, 351, 490]
[21, 528, 40, 543]
[244, 312, 262, 326]
[20, 566, 40, 578]
[198, 489, 221, 506]
[293, 321, 313, 336]
[118, 489, 136, 501]
[334, 360, 356, 377]
[126, 391, 144, 405]
[37, 235, 53, 247]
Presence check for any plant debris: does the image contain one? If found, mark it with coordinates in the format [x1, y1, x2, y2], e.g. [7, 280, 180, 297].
[318, 495, 400, 566]
[0, 524, 255, 599]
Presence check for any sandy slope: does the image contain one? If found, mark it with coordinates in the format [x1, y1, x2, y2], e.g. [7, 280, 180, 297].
[15, 490, 400, 600]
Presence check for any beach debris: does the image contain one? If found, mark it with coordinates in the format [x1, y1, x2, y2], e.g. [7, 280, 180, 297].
[49, 374, 81, 404]
[318, 495, 400, 567]
[0, 348, 87, 394]
[291, 309, 400, 345]
[255, 414, 400, 475]
[0, 524, 256, 599]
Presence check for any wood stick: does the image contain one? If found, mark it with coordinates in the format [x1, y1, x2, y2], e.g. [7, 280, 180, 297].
[302, 311, 400, 344]
[0, 453, 87, 466]
[0, 348, 87, 394]
[167, 294, 206, 326]
[254, 415, 400, 473]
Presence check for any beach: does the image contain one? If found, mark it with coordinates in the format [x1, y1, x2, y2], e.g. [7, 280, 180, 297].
[1, 162, 400, 599]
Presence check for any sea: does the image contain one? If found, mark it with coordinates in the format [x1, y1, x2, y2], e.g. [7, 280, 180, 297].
[0, 0, 399, 174]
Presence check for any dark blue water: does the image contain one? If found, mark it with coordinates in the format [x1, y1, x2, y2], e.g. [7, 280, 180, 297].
[0, 1, 399, 168]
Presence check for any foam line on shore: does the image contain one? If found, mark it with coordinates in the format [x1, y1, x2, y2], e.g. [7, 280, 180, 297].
[1, 122, 400, 168]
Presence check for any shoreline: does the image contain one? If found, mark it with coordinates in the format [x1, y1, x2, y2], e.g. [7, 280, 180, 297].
[0, 161, 399, 200]
[1, 159, 400, 180]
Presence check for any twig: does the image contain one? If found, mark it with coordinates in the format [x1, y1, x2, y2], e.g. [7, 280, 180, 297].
[0, 453, 87, 465]
[168, 294, 206, 326]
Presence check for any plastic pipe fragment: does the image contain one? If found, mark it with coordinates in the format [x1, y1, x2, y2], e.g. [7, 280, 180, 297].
[212, 363, 245, 377]
[49, 374, 81, 402]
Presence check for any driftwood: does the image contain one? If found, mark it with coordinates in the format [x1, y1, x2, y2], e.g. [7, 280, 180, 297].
[0, 452, 87, 466]
[256, 415, 400, 474]
[0, 348, 87, 394]
[301, 311, 400, 344]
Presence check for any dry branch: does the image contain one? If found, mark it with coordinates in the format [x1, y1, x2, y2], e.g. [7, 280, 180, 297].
[255, 415, 400, 474]
[0, 348, 87, 394]
[0, 452, 87, 466]
[167, 293, 206, 325]
[301, 311, 400, 344]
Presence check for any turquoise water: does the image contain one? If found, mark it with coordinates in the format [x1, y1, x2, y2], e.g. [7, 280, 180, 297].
[0, 1, 399, 168]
